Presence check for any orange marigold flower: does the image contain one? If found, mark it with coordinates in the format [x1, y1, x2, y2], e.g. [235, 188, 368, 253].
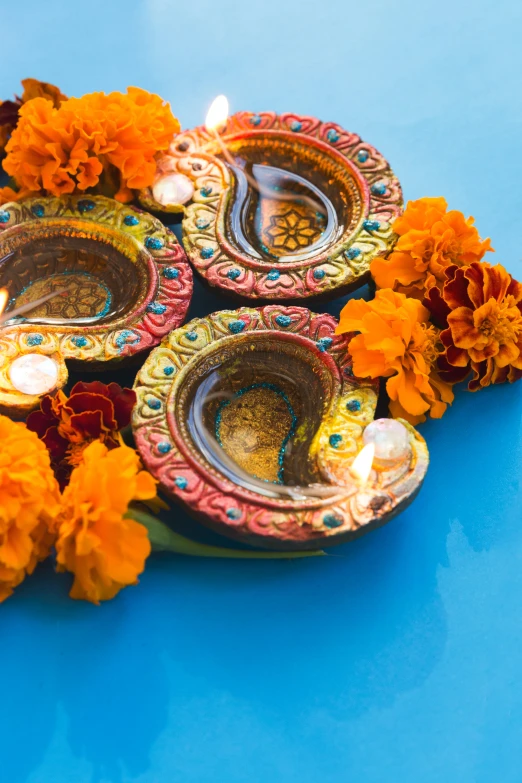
[426, 262, 522, 390]
[27, 380, 136, 489]
[336, 289, 454, 424]
[371, 197, 493, 298]
[0, 415, 61, 602]
[56, 440, 156, 604]
[3, 87, 179, 202]
[0, 185, 32, 205]
[0, 78, 66, 155]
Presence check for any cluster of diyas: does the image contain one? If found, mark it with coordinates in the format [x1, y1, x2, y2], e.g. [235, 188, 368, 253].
[139, 111, 402, 302]
[0, 195, 192, 416]
[132, 306, 428, 550]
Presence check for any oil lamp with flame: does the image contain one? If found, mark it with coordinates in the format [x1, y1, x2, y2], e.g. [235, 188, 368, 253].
[140, 94, 403, 303]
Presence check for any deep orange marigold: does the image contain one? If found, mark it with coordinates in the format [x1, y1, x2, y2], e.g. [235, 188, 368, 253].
[2, 87, 179, 203]
[0, 78, 66, 155]
[0, 415, 61, 602]
[336, 289, 454, 423]
[426, 262, 522, 390]
[371, 197, 493, 298]
[56, 440, 156, 603]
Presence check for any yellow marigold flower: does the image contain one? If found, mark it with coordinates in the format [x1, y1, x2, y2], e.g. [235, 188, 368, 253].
[3, 87, 179, 202]
[56, 440, 157, 604]
[0, 415, 61, 602]
[336, 289, 454, 424]
[371, 197, 493, 298]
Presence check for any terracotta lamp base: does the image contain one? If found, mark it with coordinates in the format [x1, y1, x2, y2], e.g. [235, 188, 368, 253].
[132, 306, 428, 550]
[0, 195, 193, 416]
[140, 112, 403, 303]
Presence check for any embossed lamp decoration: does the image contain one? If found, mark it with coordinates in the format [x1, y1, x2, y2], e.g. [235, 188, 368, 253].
[133, 306, 428, 550]
[0, 195, 192, 416]
[139, 96, 402, 302]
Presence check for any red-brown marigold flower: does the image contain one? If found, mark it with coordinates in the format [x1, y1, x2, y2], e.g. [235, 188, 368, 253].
[426, 262, 522, 390]
[26, 381, 136, 488]
[371, 197, 493, 298]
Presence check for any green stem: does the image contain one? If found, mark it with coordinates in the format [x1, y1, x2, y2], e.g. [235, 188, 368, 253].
[127, 509, 325, 559]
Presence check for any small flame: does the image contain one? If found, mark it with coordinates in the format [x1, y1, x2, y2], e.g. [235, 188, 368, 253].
[205, 95, 229, 133]
[0, 289, 8, 318]
[350, 443, 375, 487]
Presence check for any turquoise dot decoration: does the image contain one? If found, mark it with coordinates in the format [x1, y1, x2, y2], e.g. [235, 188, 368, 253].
[357, 150, 369, 162]
[250, 114, 262, 126]
[313, 268, 326, 280]
[78, 199, 95, 213]
[227, 268, 241, 280]
[0, 210, 10, 223]
[200, 247, 214, 259]
[226, 508, 242, 520]
[346, 247, 361, 260]
[115, 330, 141, 349]
[72, 336, 88, 348]
[124, 215, 139, 226]
[147, 302, 167, 315]
[267, 269, 280, 281]
[31, 204, 45, 217]
[158, 442, 172, 454]
[201, 186, 213, 197]
[186, 331, 198, 341]
[317, 337, 333, 352]
[147, 399, 161, 410]
[329, 433, 343, 449]
[290, 121, 302, 132]
[163, 366, 174, 376]
[327, 129, 340, 143]
[196, 218, 210, 229]
[275, 315, 292, 327]
[175, 477, 188, 490]
[228, 320, 246, 334]
[323, 514, 343, 529]
[145, 236, 164, 250]
[163, 266, 179, 279]
[371, 183, 387, 196]
[346, 399, 361, 412]
[27, 334, 43, 346]
[363, 220, 380, 232]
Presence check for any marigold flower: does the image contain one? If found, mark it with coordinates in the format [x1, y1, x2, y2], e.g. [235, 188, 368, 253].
[426, 262, 522, 390]
[56, 440, 156, 603]
[0, 415, 61, 602]
[0, 78, 66, 155]
[371, 197, 493, 298]
[3, 87, 179, 202]
[336, 289, 454, 423]
[27, 380, 136, 489]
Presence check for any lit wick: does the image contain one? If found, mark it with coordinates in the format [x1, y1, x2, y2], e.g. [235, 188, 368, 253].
[349, 443, 375, 489]
[0, 287, 68, 326]
[204, 95, 326, 217]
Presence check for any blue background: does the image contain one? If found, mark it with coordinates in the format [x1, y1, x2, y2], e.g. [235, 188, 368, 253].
[1, 0, 522, 781]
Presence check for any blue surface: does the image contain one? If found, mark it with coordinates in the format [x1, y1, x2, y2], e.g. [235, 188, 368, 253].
[1, 1, 522, 781]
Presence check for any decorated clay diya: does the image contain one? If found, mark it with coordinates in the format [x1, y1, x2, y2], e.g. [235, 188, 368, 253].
[0, 195, 192, 416]
[133, 306, 428, 550]
[140, 110, 402, 302]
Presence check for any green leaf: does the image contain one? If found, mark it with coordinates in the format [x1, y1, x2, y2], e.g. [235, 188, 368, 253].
[126, 508, 325, 560]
